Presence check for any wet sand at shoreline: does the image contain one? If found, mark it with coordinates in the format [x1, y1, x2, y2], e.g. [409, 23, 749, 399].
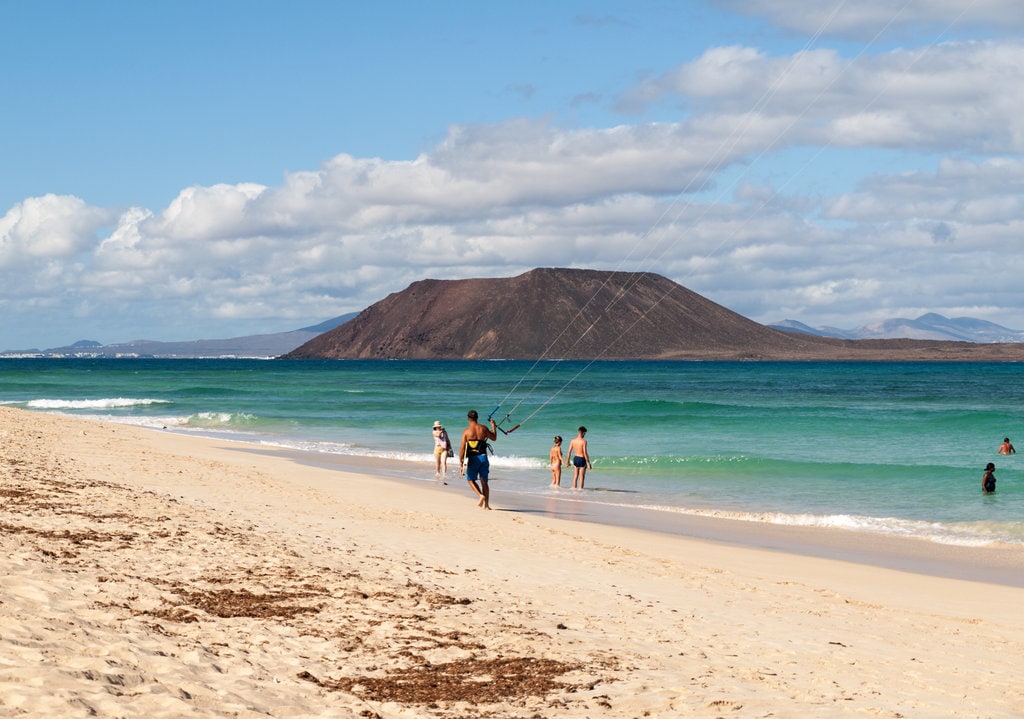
[3, 405, 1023, 718]
[279, 446, 1024, 588]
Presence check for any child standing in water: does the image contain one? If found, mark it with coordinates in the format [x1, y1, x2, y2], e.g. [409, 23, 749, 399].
[566, 426, 593, 489]
[549, 436, 564, 486]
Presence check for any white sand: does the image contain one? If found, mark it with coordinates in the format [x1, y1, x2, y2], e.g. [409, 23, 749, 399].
[2, 405, 1023, 718]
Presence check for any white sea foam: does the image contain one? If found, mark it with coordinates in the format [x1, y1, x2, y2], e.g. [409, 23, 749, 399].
[245, 437, 546, 469]
[183, 412, 259, 427]
[572, 500, 1015, 547]
[26, 398, 170, 410]
[71, 414, 190, 430]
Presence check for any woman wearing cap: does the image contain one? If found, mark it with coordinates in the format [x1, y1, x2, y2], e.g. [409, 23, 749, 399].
[982, 462, 997, 494]
[432, 421, 452, 477]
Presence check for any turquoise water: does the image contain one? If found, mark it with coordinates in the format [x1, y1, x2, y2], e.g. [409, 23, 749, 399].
[2, 358, 1022, 546]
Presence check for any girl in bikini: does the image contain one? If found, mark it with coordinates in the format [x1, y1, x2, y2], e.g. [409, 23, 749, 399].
[549, 436, 564, 487]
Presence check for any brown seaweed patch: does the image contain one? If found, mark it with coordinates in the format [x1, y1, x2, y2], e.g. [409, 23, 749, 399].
[153, 585, 324, 620]
[0, 520, 134, 545]
[146, 606, 201, 623]
[299, 656, 582, 704]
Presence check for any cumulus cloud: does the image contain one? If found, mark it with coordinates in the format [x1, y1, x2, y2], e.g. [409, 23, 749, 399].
[149, 183, 268, 241]
[0, 195, 112, 267]
[619, 39, 1024, 154]
[826, 157, 1024, 228]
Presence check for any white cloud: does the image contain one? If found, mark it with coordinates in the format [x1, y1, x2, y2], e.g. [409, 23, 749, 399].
[0, 194, 111, 267]
[721, 0, 1024, 39]
[148, 183, 268, 241]
[826, 157, 1024, 230]
[622, 39, 1024, 153]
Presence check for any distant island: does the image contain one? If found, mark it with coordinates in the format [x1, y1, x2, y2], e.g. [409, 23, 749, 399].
[9, 269, 1024, 361]
[283, 268, 1024, 361]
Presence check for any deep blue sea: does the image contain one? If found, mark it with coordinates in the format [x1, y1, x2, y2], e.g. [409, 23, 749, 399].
[2, 358, 1022, 546]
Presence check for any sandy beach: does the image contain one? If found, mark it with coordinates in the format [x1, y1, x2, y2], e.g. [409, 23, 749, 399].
[2, 405, 1023, 718]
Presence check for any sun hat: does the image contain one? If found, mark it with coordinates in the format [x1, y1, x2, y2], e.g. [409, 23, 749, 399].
[433, 421, 443, 428]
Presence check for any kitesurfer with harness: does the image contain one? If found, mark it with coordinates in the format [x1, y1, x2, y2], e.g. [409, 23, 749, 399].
[459, 409, 497, 509]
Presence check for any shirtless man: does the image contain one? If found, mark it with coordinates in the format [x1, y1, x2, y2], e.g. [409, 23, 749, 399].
[459, 409, 497, 509]
[998, 437, 1016, 455]
[566, 426, 592, 489]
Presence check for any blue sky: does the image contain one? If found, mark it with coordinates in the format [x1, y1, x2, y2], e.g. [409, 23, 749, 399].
[2, 0, 1023, 349]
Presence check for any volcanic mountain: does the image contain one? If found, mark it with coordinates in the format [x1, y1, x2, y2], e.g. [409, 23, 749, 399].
[282, 268, 1024, 361]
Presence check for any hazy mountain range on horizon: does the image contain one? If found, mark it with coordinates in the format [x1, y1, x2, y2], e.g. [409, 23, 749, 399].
[768, 313, 1024, 343]
[1, 314, 358, 358]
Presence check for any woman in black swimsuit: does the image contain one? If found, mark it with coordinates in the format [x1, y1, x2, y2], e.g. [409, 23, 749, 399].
[982, 462, 996, 494]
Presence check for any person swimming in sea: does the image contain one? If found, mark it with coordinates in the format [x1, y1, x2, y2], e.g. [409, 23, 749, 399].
[982, 462, 997, 494]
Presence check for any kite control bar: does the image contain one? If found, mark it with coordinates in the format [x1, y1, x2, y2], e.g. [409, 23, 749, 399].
[487, 405, 521, 435]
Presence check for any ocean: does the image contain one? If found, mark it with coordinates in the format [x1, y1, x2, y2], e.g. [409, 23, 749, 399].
[2, 358, 1022, 547]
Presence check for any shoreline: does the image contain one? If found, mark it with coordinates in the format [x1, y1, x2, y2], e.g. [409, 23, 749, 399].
[265, 445, 1024, 588]
[4, 405, 1024, 717]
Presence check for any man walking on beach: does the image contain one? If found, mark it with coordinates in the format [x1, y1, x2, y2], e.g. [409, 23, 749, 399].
[566, 426, 592, 489]
[459, 409, 497, 509]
